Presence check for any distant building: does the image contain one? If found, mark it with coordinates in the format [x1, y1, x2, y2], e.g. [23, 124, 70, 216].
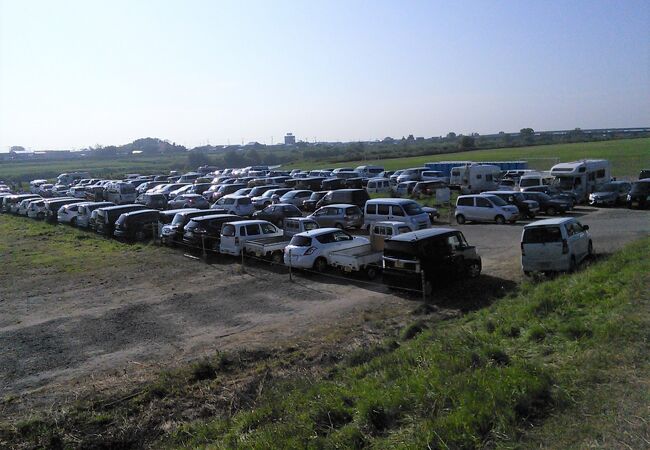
[284, 133, 296, 145]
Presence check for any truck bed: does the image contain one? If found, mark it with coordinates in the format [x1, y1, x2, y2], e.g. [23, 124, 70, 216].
[329, 243, 383, 271]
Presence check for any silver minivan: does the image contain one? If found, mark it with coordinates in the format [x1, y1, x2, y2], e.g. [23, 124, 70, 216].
[521, 218, 592, 274]
[364, 198, 430, 230]
[455, 194, 520, 224]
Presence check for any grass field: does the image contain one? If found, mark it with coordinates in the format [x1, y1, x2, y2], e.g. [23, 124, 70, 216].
[0, 154, 189, 184]
[287, 138, 650, 178]
[164, 238, 649, 449]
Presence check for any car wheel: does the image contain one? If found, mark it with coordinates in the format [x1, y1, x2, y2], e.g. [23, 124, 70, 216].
[313, 257, 328, 273]
[467, 261, 481, 278]
[495, 215, 506, 225]
[587, 241, 594, 257]
[365, 266, 379, 280]
[70, 217, 77, 227]
[271, 251, 283, 265]
[456, 214, 466, 225]
[546, 206, 556, 216]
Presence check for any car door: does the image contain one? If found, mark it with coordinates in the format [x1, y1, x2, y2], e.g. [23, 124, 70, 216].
[572, 222, 589, 259]
[564, 221, 582, 258]
[475, 197, 493, 221]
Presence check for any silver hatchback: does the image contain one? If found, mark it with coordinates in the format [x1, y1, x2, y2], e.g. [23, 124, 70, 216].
[307, 204, 363, 229]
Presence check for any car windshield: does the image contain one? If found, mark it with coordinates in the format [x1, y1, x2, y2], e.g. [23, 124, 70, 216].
[303, 221, 319, 231]
[523, 226, 562, 243]
[599, 183, 618, 192]
[519, 178, 539, 187]
[557, 177, 575, 190]
[403, 202, 423, 215]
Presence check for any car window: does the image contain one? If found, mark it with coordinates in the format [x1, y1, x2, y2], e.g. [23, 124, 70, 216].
[239, 225, 247, 236]
[392, 206, 405, 216]
[245, 224, 260, 235]
[261, 223, 277, 234]
[398, 226, 411, 234]
[332, 231, 352, 242]
[290, 235, 312, 247]
[303, 221, 319, 231]
[377, 204, 389, 215]
[345, 207, 359, 215]
[316, 232, 335, 244]
[457, 197, 473, 207]
[523, 226, 562, 243]
[476, 197, 492, 208]
[366, 204, 377, 214]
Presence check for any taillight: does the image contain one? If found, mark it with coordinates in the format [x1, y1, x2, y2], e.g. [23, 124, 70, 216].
[562, 239, 568, 254]
[304, 246, 316, 255]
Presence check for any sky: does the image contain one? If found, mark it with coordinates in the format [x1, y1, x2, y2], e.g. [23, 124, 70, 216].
[0, 0, 648, 151]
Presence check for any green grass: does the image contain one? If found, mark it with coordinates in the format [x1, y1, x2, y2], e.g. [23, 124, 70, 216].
[0, 154, 189, 183]
[285, 138, 650, 178]
[0, 214, 155, 273]
[165, 237, 650, 449]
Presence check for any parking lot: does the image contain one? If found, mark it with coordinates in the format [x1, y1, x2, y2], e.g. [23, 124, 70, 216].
[1, 205, 647, 414]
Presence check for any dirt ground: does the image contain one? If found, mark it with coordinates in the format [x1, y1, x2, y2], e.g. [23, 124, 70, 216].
[0, 206, 648, 419]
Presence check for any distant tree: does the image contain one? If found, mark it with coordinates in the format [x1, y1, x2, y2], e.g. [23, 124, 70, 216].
[459, 135, 475, 149]
[407, 134, 415, 141]
[382, 137, 395, 142]
[187, 151, 210, 168]
[446, 132, 457, 141]
[224, 149, 246, 167]
[520, 128, 535, 144]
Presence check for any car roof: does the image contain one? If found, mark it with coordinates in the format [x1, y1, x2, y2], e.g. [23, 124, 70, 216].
[389, 228, 457, 242]
[121, 209, 160, 217]
[484, 191, 520, 195]
[159, 208, 200, 215]
[223, 219, 272, 225]
[296, 227, 341, 237]
[367, 198, 416, 204]
[190, 214, 239, 222]
[320, 203, 358, 208]
[524, 218, 575, 228]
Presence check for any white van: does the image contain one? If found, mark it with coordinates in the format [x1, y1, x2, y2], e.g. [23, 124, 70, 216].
[365, 178, 391, 194]
[355, 165, 384, 178]
[455, 194, 519, 224]
[521, 218, 592, 274]
[104, 182, 137, 204]
[517, 173, 554, 191]
[364, 198, 431, 230]
[219, 220, 283, 255]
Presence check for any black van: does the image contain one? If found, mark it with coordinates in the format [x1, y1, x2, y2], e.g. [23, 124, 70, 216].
[321, 178, 347, 191]
[114, 209, 160, 241]
[295, 177, 327, 191]
[161, 209, 217, 245]
[44, 198, 84, 223]
[95, 204, 147, 235]
[382, 228, 482, 295]
[182, 214, 239, 251]
[316, 189, 370, 209]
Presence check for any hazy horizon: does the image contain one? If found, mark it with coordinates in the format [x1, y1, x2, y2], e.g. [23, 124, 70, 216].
[1, 0, 648, 151]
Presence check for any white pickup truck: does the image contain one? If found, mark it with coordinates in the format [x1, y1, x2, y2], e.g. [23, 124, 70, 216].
[243, 217, 320, 263]
[328, 221, 414, 279]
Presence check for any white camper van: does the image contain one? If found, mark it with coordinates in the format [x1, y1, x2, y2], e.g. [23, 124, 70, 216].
[449, 164, 501, 194]
[550, 160, 611, 202]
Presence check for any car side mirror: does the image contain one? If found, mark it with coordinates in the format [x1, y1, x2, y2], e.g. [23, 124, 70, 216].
[582, 225, 589, 230]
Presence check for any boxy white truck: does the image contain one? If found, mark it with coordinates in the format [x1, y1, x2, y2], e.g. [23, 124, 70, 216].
[550, 160, 611, 203]
[449, 164, 502, 194]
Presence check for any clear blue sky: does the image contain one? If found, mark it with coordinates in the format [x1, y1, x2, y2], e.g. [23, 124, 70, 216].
[0, 0, 648, 150]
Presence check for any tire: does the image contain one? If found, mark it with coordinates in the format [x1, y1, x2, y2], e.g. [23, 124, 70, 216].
[467, 261, 481, 278]
[365, 266, 378, 280]
[587, 241, 594, 257]
[495, 215, 506, 225]
[546, 206, 556, 216]
[456, 214, 466, 225]
[313, 257, 328, 273]
[70, 217, 77, 227]
[271, 251, 283, 265]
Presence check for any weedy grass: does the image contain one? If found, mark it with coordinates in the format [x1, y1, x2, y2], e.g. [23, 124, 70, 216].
[0, 214, 154, 273]
[167, 237, 649, 449]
